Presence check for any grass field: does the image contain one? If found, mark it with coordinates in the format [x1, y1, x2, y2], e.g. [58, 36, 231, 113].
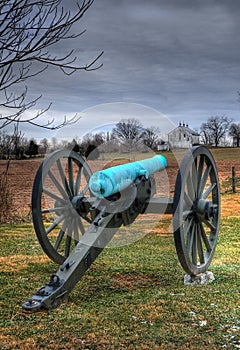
[0, 215, 239, 349]
[0, 147, 239, 349]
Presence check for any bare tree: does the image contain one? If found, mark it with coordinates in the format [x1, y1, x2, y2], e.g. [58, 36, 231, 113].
[0, 0, 103, 130]
[79, 132, 104, 158]
[0, 124, 28, 159]
[200, 116, 232, 147]
[200, 122, 212, 145]
[0, 130, 11, 159]
[51, 136, 59, 151]
[112, 118, 144, 152]
[11, 123, 27, 159]
[39, 138, 49, 154]
[143, 126, 161, 149]
[229, 122, 240, 147]
[0, 159, 12, 222]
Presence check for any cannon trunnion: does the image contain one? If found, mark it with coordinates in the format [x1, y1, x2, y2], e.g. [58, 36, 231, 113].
[22, 146, 220, 311]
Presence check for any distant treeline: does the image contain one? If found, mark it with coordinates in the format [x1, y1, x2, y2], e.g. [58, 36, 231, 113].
[0, 119, 163, 160]
[1, 116, 239, 160]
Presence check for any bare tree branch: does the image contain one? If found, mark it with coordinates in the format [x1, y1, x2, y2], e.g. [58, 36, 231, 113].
[0, 0, 103, 130]
[229, 122, 240, 147]
[200, 116, 232, 147]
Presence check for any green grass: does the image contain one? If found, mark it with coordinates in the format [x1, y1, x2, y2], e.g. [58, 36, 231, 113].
[0, 218, 239, 350]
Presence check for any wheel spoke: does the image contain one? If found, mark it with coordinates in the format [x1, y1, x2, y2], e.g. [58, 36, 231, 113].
[199, 165, 212, 197]
[80, 214, 92, 224]
[192, 160, 198, 195]
[197, 155, 205, 196]
[65, 222, 73, 257]
[80, 183, 89, 197]
[73, 218, 80, 243]
[184, 191, 193, 209]
[68, 157, 74, 195]
[48, 170, 69, 200]
[183, 210, 192, 220]
[54, 220, 68, 250]
[199, 221, 212, 252]
[197, 223, 205, 264]
[187, 225, 195, 256]
[56, 159, 72, 197]
[46, 215, 65, 235]
[42, 206, 66, 214]
[76, 216, 86, 235]
[191, 226, 198, 265]
[201, 216, 216, 231]
[65, 235, 72, 258]
[202, 183, 216, 200]
[74, 167, 83, 195]
[183, 216, 194, 240]
[43, 188, 65, 203]
[187, 173, 195, 201]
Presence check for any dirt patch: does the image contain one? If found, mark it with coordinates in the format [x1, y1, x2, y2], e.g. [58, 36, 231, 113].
[111, 272, 160, 290]
[0, 159, 41, 218]
[221, 192, 240, 218]
[103, 158, 131, 169]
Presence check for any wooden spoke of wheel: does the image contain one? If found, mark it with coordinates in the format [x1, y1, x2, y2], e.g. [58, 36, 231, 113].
[56, 158, 72, 197]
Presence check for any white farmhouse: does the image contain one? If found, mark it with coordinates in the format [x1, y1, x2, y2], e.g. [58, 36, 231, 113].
[168, 122, 200, 149]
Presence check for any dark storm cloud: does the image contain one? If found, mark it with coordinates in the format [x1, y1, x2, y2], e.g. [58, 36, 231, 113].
[76, 0, 240, 107]
[5, 0, 240, 139]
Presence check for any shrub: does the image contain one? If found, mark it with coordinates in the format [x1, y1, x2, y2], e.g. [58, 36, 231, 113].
[0, 160, 12, 223]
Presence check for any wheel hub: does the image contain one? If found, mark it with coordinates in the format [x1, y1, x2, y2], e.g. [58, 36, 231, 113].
[196, 198, 216, 220]
[71, 196, 92, 218]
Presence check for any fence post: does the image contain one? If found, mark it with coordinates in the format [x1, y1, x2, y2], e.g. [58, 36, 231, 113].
[232, 166, 236, 193]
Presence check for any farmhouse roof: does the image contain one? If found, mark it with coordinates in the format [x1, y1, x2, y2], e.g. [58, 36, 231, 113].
[168, 122, 200, 136]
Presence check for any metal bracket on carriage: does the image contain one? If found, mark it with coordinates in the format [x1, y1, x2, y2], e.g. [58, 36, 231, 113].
[22, 275, 68, 311]
[90, 174, 153, 228]
[91, 182, 137, 213]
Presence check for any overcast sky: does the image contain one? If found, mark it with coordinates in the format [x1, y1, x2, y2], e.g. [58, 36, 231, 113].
[4, 0, 240, 140]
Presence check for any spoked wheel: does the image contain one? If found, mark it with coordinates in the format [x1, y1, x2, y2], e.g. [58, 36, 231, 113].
[32, 149, 94, 265]
[173, 146, 220, 275]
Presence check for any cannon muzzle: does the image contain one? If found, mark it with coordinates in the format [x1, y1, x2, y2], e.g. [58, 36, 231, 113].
[89, 155, 167, 198]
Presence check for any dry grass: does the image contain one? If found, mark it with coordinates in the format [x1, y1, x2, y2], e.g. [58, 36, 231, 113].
[0, 209, 239, 349]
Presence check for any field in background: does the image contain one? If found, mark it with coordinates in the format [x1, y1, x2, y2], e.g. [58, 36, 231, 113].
[0, 147, 239, 220]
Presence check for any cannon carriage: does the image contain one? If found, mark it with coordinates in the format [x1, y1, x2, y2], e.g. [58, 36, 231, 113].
[23, 145, 220, 311]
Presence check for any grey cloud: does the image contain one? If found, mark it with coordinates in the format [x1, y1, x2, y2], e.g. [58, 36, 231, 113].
[4, 0, 240, 139]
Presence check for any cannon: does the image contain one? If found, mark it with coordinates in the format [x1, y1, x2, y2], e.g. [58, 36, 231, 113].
[22, 146, 220, 311]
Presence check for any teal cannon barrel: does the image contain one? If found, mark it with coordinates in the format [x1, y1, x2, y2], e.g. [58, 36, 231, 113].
[89, 155, 167, 198]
